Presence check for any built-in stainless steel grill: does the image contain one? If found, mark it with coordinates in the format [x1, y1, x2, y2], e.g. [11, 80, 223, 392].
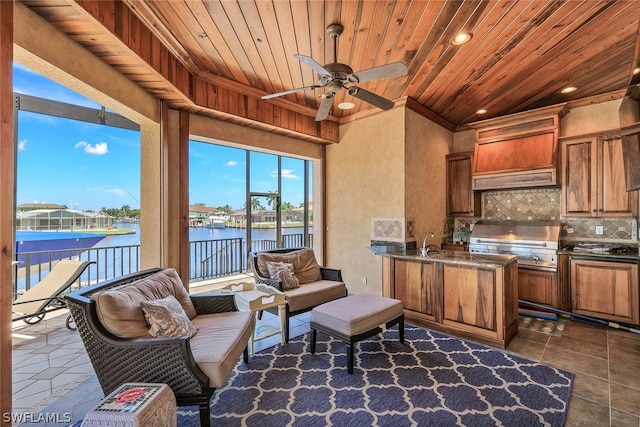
[468, 220, 561, 272]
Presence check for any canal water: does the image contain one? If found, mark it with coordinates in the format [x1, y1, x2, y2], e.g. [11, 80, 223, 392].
[96, 222, 309, 247]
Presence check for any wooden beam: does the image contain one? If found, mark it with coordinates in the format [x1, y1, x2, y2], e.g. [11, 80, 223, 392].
[178, 110, 190, 287]
[0, 0, 13, 419]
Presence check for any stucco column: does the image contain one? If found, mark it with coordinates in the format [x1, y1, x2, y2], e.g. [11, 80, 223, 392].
[140, 120, 162, 269]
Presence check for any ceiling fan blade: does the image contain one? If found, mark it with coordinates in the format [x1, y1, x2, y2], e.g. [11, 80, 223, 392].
[348, 87, 395, 110]
[294, 54, 332, 77]
[349, 62, 408, 84]
[315, 93, 334, 121]
[261, 85, 323, 100]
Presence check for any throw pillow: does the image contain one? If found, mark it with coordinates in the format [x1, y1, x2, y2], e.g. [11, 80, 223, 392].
[140, 295, 198, 338]
[266, 261, 300, 290]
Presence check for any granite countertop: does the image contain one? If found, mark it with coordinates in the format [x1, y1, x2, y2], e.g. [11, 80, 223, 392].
[369, 246, 518, 268]
[557, 243, 640, 261]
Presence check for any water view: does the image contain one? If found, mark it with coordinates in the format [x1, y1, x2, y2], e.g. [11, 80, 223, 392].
[14, 222, 312, 293]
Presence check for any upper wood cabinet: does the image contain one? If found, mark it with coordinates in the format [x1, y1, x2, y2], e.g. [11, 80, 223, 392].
[446, 152, 481, 217]
[622, 132, 640, 191]
[561, 136, 638, 217]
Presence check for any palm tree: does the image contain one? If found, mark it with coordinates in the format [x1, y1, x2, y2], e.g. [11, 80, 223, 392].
[266, 191, 279, 209]
[120, 204, 131, 218]
[281, 201, 294, 212]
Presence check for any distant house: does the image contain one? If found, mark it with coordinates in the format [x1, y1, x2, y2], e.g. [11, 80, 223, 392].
[16, 209, 113, 231]
[229, 208, 306, 224]
[188, 203, 218, 227]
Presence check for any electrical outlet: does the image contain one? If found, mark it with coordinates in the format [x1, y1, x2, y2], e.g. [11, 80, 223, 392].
[566, 228, 574, 234]
[361, 276, 367, 285]
[595, 225, 604, 235]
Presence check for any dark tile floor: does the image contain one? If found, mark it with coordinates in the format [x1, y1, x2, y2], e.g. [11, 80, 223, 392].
[507, 318, 640, 427]
[11, 284, 640, 426]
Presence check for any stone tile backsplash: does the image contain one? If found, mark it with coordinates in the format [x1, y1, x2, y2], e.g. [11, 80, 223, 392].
[447, 187, 638, 243]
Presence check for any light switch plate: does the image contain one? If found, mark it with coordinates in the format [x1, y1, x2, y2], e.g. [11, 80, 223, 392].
[595, 225, 604, 235]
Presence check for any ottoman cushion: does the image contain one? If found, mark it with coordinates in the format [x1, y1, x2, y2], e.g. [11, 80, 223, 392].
[312, 294, 403, 336]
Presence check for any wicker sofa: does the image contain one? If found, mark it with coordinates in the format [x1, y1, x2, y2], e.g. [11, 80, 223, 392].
[249, 247, 347, 341]
[65, 268, 255, 427]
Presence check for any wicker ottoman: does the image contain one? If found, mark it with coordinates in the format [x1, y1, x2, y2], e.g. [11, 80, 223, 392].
[81, 383, 176, 427]
[310, 293, 404, 374]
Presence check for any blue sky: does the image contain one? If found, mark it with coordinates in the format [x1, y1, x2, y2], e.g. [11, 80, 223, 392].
[13, 63, 309, 212]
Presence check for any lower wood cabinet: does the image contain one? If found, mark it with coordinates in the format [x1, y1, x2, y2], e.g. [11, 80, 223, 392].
[381, 254, 519, 348]
[570, 258, 639, 324]
[518, 268, 558, 309]
[393, 259, 436, 321]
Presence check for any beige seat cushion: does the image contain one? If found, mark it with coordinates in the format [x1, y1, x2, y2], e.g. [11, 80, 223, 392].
[92, 268, 196, 339]
[312, 294, 403, 336]
[257, 249, 322, 284]
[189, 311, 255, 387]
[284, 280, 347, 312]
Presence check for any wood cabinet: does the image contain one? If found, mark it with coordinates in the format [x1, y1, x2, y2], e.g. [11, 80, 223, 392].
[470, 104, 566, 190]
[561, 136, 638, 217]
[570, 258, 639, 324]
[446, 152, 481, 217]
[518, 268, 560, 309]
[392, 259, 436, 321]
[622, 132, 640, 191]
[381, 253, 519, 348]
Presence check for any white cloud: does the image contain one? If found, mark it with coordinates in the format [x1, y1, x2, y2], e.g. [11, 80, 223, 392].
[75, 141, 108, 155]
[271, 168, 299, 180]
[18, 140, 27, 151]
[105, 188, 128, 197]
[226, 160, 238, 166]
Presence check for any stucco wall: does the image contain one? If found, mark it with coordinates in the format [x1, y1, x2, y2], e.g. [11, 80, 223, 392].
[561, 100, 623, 137]
[404, 109, 452, 246]
[326, 108, 406, 295]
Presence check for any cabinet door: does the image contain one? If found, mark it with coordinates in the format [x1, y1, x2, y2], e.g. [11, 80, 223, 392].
[570, 259, 639, 324]
[562, 138, 596, 216]
[442, 264, 496, 331]
[518, 269, 557, 308]
[446, 152, 481, 217]
[599, 137, 638, 216]
[394, 260, 435, 318]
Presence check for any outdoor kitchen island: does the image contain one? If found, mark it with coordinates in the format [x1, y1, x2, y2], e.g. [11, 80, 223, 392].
[374, 248, 519, 348]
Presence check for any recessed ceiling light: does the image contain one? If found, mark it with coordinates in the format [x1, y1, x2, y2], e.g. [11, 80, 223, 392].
[634, 67, 640, 75]
[338, 102, 355, 110]
[560, 86, 577, 94]
[452, 33, 472, 45]
[476, 108, 488, 115]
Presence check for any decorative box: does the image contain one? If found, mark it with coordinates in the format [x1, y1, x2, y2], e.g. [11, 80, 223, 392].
[81, 383, 176, 427]
[218, 282, 255, 293]
[234, 288, 286, 311]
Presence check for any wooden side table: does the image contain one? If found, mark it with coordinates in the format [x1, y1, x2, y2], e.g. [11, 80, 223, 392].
[81, 383, 176, 426]
[221, 283, 287, 355]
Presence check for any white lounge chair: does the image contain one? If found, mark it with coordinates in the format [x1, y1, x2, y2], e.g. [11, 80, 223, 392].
[12, 259, 94, 329]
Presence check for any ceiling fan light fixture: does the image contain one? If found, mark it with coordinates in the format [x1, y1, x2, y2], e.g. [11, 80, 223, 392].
[560, 86, 577, 94]
[338, 102, 355, 110]
[452, 32, 472, 45]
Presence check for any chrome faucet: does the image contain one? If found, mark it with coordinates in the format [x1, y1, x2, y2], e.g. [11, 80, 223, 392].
[420, 231, 436, 257]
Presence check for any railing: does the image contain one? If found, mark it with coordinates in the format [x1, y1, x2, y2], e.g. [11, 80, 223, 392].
[13, 233, 313, 297]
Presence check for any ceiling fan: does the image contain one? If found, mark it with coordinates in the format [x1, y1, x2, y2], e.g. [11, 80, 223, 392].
[261, 24, 408, 121]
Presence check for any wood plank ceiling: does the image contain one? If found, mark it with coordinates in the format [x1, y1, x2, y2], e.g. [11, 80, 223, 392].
[18, 0, 640, 137]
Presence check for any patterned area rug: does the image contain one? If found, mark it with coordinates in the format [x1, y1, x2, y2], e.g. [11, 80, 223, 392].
[178, 324, 573, 426]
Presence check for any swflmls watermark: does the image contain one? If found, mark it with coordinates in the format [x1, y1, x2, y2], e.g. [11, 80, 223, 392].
[2, 412, 72, 424]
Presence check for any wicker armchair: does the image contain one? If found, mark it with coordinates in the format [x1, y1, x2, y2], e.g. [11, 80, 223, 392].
[249, 247, 347, 341]
[65, 268, 254, 427]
